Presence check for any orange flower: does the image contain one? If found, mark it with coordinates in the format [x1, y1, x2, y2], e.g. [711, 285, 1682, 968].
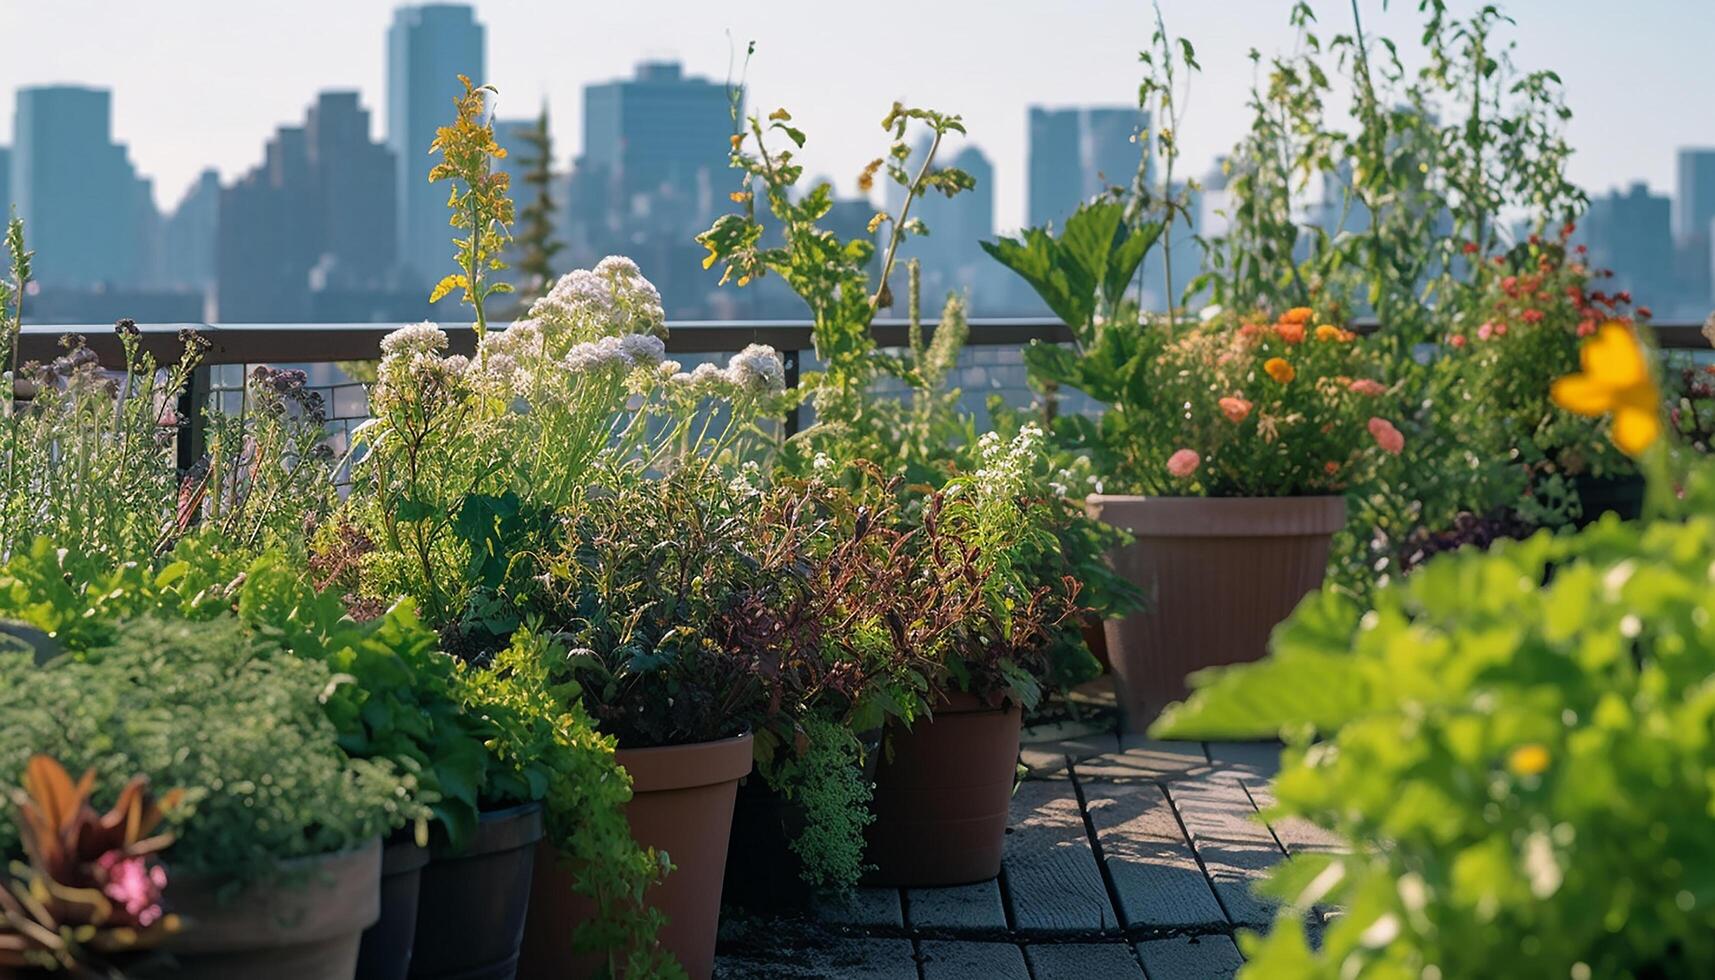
[1274, 322, 1306, 344]
[1264, 358, 1295, 383]
[1507, 744, 1550, 777]
[1279, 307, 1314, 326]
[1323, 460, 1341, 476]
[1218, 396, 1252, 423]
[1314, 324, 1343, 342]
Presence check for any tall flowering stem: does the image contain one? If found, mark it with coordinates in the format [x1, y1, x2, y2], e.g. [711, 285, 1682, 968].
[428, 75, 514, 345]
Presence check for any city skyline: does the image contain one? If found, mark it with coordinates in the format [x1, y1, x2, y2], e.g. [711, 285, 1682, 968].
[1, 1, 1711, 234]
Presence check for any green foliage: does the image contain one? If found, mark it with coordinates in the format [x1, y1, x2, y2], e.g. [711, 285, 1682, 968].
[0, 617, 418, 881]
[513, 106, 565, 301]
[765, 716, 873, 891]
[981, 199, 1162, 349]
[428, 74, 515, 336]
[1154, 471, 1715, 977]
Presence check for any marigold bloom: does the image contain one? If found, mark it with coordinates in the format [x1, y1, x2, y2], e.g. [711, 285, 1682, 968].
[1348, 379, 1386, 397]
[1274, 322, 1306, 344]
[1551, 321, 1662, 456]
[1264, 358, 1295, 383]
[1367, 417, 1405, 454]
[1279, 307, 1314, 326]
[1314, 324, 1343, 342]
[1218, 396, 1252, 423]
[1166, 448, 1201, 479]
[1508, 743, 1551, 777]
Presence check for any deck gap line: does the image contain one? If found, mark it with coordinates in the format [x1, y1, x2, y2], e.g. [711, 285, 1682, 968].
[1159, 777, 1241, 929]
[1069, 765, 1131, 935]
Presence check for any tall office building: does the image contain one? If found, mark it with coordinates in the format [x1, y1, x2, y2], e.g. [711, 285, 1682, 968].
[218, 92, 404, 321]
[160, 170, 221, 293]
[1027, 108, 1082, 229]
[1085, 107, 1146, 198]
[387, 3, 484, 287]
[1674, 149, 1715, 312]
[0, 147, 10, 222]
[1582, 182, 1674, 310]
[11, 86, 155, 288]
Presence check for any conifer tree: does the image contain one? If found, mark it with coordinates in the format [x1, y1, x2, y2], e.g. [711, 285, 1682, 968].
[515, 105, 563, 300]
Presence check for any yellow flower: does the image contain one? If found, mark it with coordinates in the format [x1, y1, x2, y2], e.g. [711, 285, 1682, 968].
[1550, 321, 1661, 456]
[1507, 743, 1550, 777]
[700, 241, 719, 270]
[1315, 324, 1343, 342]
[1264, 357, 1295, 384]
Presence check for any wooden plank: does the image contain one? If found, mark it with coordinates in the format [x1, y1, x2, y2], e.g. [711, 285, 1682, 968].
[918, 940, 1028, 980]
[812, 886, 904, 929]
[906, 880, 1009, 933]
[715, 937, 918, 980]
[1135, 935, 1245, 980]
[1025, 942, 1145, 979]
[1079, 780, 1227, 929]
[1166, 772, 1287, 929]
[1205, 741, 1283, 777]
[1073, 737, 1207, 781]
[1238, 773, 1345, 856]
[1002, 780, 1119, 936]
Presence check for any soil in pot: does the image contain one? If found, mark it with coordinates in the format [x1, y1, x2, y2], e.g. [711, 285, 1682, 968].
[518, 732, 753, 980]
[863, 692, 1021, 888]
[356, 835, 430, 980]
[410, 802, 544, 980]
[162, 838, 381, 980]
[1089, 494, 1345, 731]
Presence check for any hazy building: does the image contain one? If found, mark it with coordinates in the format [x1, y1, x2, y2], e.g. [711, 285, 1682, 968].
[1675, 149, 1715, 312]
[901, 144, 998, 307]
[217, 92, 407, 322]
[11, 86, 155, 288]
[1085, 107, 1146, 198]
[387, 3, 484, 287]
[1582, 182, 1674, 311]
[0, 147, 10, 222]
[161, 169, 221, 293]
[1027, 108, 1082, 230]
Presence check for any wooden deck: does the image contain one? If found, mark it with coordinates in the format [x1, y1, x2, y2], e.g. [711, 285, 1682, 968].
[715, 693, 1338, 979]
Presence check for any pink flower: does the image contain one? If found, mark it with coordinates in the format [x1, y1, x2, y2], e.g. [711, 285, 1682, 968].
[1477, 322, 1495, 341]
[1368, 417, 1405, 455]
[97, 851, 168, 927]
[1521, 309, 1544, 324]
[1166, 448, 1201, 479]
[1576, 320, 1597, 337]
[1347, 379, 1386, 397]
[1449, 334, 1467, 348]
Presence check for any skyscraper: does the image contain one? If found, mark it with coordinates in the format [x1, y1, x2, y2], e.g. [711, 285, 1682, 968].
[217, 92, 404, 322]
[0, 147, 10, 222]
[387, 3, 484, 287]
[1582, 182, 1674, 310]
[1674, 149, 1715, 312]
[1085, 107, 1146, 198]
[1027, 108, 1082, 229]
[161, 169, 221, 292]
[11, 86, 154, 288]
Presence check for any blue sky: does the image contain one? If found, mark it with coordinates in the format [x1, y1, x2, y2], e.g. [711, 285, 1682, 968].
[1, 0, 1710, 229]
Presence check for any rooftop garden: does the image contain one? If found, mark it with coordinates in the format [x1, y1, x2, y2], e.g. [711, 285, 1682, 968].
[0, 4, 1710, 979]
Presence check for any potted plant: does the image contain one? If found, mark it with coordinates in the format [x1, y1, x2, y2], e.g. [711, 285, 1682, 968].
[0, 616, 418, 978]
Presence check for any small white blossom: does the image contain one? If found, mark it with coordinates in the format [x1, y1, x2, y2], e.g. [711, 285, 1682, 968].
[380, 321, 448, 358]
[724, 344, 786, 395]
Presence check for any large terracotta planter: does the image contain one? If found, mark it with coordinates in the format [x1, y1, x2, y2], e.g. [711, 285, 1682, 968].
[863, 692, 1022, 887]
[410, 802, 544, 979]
[518, 733, 753, 980]
[1088, 494, 1345, 731]
[356, 836, 429, 980]
[163, 838, 381, 979]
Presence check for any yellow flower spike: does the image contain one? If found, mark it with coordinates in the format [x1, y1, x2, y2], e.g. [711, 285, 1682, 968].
[1550, 321, 1661, 457]
[1507, 743, 1551, 777]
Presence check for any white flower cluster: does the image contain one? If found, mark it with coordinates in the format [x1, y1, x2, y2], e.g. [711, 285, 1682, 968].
[374, 321, 465, 408]
[380, 321, 448, 358]
[530, 255, 667, 343]
[562, 332, 668, 375]
[663, 344, 787, 403]
[973, 423, 1045, 498]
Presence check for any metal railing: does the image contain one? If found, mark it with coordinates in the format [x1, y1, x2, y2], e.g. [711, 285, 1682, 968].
[16, 316, 1710, 475]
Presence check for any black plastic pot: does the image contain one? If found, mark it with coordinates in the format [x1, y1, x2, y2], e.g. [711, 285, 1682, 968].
[409, 802, 544, 980]
[1573, 473, 1647, 527]
[357, 836, 430, 980]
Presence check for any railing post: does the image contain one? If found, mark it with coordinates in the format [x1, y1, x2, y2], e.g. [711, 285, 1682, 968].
[783, 348, 801, 439]
[177, 364, 210, 474]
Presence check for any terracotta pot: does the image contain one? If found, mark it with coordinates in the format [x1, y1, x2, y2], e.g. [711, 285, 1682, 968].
[1088, 494, 1345, 731]
[356, 836, 430, 980]
[162, 838, 381, 979]
[863, 692, 1022, 887]
[518, 733, 753, 980]
[410, 802, 544, 979]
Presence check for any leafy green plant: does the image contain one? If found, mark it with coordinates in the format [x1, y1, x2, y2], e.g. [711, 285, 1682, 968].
[428, 75, 515, 337]
[0, 617, 418, 882]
